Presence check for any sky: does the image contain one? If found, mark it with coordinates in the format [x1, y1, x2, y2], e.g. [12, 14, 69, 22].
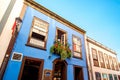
[35, 0, 120, 61]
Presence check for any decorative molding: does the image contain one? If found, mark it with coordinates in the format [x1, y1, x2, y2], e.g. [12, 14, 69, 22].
[87, 37, 117, 55]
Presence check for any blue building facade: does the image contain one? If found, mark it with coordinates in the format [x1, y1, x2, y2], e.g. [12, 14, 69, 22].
[3, 0, 88, 80]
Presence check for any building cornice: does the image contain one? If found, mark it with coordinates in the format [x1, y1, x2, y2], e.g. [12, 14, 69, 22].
[87, 37, 117, 55]
[24, 0, 86, 34]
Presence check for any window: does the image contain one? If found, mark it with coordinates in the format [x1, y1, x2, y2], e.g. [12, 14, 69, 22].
[113, 58, 119, 71]
[95, 72, 101, 80]
[102, 73, 108, 80]
[112, 57, 115, 70]
[92, 48, 99, 66]
[92, 48, 98, 60]
[98, 51, 105, 68]
[56, 28, 66, 45]
[98, 51, 104, 62]
[105, 54, 110, 69]
[109, 56, 113, 69]
[114, 75, 118, 80]
[104, 54, 108, 64]
[118, 75, 120, 80]
[113, 58, 117, 69]
[27, 17, 49, 49]
[72, 35, 82, 58]
[109, 74, 113, 80]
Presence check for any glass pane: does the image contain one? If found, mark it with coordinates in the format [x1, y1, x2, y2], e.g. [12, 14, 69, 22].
[73, 52, 81, 58]
[95, 72, 101, 80]
[73, 37, 77, 44]
[34, 25, 47, 32]
[102, 73, 108, 80]
[30, 38, 45, 47]
[109, 74, 113, 80]
[114, 75, 118, 80]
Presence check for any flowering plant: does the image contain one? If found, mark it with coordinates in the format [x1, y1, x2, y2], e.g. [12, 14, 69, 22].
[50, 41, 72, 60]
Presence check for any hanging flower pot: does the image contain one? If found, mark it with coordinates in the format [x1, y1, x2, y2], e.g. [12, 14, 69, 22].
[50, 41, 72, 60]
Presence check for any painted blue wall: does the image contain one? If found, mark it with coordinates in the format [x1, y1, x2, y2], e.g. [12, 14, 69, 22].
[3, 6, 88, 80]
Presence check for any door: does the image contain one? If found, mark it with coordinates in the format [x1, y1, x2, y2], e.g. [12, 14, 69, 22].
[19, 57, 44, 80]
[74, 66, 84, 80]
[53, 59, 67, 80]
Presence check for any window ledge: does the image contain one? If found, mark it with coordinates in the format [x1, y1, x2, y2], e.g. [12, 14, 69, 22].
[73, 56, 83, 60]
[26, 43, 46, 51]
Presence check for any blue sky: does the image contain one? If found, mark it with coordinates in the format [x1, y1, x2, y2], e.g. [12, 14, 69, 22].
[35, 0, 120, 61]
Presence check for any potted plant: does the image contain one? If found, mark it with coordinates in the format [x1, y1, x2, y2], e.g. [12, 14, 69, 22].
[50, 40, 72, 60]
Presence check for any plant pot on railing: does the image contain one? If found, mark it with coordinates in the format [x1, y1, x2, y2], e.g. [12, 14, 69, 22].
[50, 41, 72, 60]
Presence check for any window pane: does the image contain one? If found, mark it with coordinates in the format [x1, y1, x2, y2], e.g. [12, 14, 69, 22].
[102, 73, 108, 80]
[73, 35, 82, 58]
[30, 38, 45, 47]
[109, 74, 113, 80]
[31, 32, 45, 41]
[73, 52, 81, 58]
[95, 72, 101, 80]
[92, 48, 97, 60]
[32, 28, 46, 36]
[34, 25, 47, 32]
[57, 29, 66, 45]
[114, 75, 118, 80]
[98, 51, 104, 62]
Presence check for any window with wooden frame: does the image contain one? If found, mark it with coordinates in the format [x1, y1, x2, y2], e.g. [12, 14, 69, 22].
[115, 59, 119, 71]
[118, 75, 120, 80]
[27, 17, 49, 49]
[98, 51, 104, 63]
[113, 58, 119, 71]
[92, 48, 98, 60]
[92, 48, 99, 66]
[112, 57, 115, 70]
[56, 28, 66, 45]
[102, 73, 108, 80]
[109, 74, 113, 80]
[72, 35, 82, 58]
[113, 74, 118, 80]
[95, 72, 101, 80]
[104, 54, 110, 69]
[109, 56, 112, 69]
[98, 51, 105, 68]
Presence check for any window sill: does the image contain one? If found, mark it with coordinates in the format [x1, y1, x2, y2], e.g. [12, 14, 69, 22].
[26, 43, 46, 51]
[93, 59, 98, 61]
[73, 56, 83, 60]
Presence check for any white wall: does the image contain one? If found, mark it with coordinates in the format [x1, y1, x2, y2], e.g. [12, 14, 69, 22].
[87, 41, 120, 80]
[0, 0, 24, 67]
[0, 0, 11, 22]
